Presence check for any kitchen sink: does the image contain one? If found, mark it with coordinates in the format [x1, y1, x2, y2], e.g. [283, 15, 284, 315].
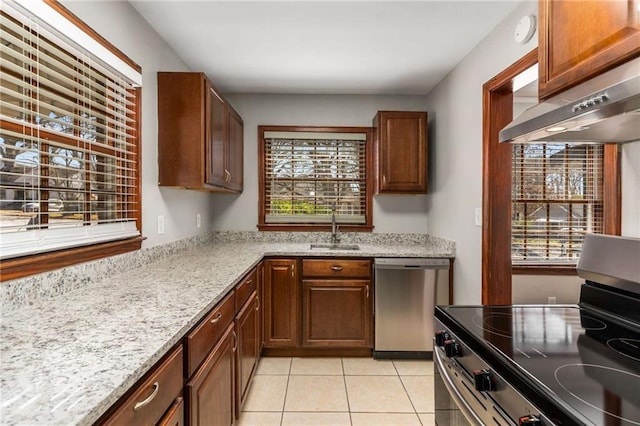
[309, 243, 360, 251]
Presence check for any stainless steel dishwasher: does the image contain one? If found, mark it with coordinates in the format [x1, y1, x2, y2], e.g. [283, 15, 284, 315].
[373, 258, 450, 359]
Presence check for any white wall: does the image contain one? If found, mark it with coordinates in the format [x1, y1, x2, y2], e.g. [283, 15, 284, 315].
[424, 1, 538, 305]
[212, 94, 430, 233]
[61, 1, 213, 247]
[622, 142, 640, 237]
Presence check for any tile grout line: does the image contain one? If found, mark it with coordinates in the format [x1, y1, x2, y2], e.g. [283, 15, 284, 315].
[340, 357, 354, 426]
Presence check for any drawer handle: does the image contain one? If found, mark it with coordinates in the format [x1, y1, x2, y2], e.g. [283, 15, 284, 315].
[330, 265, 344, 272]
[210, 313, 222, 324]
[133, 382, 159, 411]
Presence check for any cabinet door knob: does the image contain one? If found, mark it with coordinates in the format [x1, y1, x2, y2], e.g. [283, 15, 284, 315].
[255, 296, 260, 311]
[365, 284, 370, 298]
[133, 382, 159, 411]
[232, 330, 238, 352]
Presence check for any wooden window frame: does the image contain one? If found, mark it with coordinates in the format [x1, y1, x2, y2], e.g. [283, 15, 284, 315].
[258, 125, 373, 232]
[0, 0, 143, 282]
[482, 48, 621, 304]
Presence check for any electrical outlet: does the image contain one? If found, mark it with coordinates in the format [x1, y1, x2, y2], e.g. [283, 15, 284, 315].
[196, 213, 201, 228]
[157, 215, 165, 235]
[547, 296, 557, 304]
[474, 208, 482, 227]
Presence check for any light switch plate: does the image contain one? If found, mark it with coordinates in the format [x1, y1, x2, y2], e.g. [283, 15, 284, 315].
[474, 208, 482, 227]
[196, 213, 201, 228]
[157, 215, 165, 235]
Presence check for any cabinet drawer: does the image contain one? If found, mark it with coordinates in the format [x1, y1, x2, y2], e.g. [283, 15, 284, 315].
[186, 291, 235, 377]
[302, 259, 371, 278]
[158, 397, 184, 426]
[235, 268, 257, 311]
[103, 346, 183, 426]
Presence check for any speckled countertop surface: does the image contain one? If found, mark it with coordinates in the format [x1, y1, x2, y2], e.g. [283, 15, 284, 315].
[0, 240, 454, 425]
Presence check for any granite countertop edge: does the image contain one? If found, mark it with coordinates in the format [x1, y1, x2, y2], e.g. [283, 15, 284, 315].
[0, 240, 454, 426]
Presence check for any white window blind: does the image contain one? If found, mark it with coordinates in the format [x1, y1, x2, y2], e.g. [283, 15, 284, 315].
[263, 131, 367, 224]
[511, 143, 604, 265]
[0, 0, 141, 260]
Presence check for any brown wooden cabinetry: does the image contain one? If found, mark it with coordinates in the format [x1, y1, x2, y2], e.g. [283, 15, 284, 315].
[539, 0, 640, 99]
[301, 259, 373, 348]
[186, 323, 236, 426]
[263, 259, 299, 348]
[157, 72, 243, 192]
[373, 111, 428, 194]
[235, 290, 259, 415]
[100, 346, 184, 426]
[234, 269, 260, 415]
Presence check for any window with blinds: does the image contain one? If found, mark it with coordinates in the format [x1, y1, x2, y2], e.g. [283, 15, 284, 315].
[0, 0, 141, 261]
[511, 143, 604, 265]
[260, 128, 371, 229]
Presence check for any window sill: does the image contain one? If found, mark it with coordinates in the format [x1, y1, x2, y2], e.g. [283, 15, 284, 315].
[512, 265, 578, 276]
[0, 236, 144, 282]
[257, 224, 374, 232]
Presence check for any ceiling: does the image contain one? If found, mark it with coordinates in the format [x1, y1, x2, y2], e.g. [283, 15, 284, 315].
[130, 1, 522, 95]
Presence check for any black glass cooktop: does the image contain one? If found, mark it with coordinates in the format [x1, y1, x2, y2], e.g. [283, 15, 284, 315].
[436, 304, 640, 426]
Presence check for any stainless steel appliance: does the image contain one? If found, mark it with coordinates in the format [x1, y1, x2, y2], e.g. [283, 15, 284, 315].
[434, 234, 640, 425]
[374, 257, 449, 359]
[500, 56, 640, 144]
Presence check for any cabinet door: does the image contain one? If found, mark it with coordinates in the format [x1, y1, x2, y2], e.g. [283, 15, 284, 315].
[539, 0, 640, 99]
[226, 106, 244, 192]
[263, 259, 299, 348]
[158, 397, 184, 426]
[375, 111, 428, 194]
[187, 323, 236, 426]
[235, 291, 259, 415]
[207, 85, 227, 187]
[301, 279, 372, 348]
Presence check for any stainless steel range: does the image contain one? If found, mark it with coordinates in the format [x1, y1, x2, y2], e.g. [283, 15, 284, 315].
[434, 234, 640, 425]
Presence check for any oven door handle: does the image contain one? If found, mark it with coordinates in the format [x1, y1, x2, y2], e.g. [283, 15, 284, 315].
[434, 346, 485, 426]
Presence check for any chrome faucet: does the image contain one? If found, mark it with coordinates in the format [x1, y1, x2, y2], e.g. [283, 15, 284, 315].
[330, 202, 340, 245]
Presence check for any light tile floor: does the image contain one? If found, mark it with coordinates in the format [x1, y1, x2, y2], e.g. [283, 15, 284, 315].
[238, 357, 435, 426]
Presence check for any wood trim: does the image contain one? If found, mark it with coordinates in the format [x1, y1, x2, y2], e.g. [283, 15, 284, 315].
[482, 49, 537, 305]
[257, 125, 374, 232]
[44, 0, 142, 73]
[603, 144, 622, 235]
[257, 224, 374, 232]
[512, 266, 578, 276]
[261, 347, 372, 357]
[134, 87, 143, 234]
[0, 237, 143, 282]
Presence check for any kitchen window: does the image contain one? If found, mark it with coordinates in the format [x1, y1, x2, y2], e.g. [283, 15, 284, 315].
[511, 143, 616, 269]
[258, 126, 373, 231]
[0, 0, 142, 280]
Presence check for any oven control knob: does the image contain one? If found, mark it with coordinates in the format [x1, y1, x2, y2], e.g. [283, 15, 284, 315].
[435, 330, 450, 347]
[473, 369, 495, 391]
[518, 415, 541, 425]
[444, 340, 461, 357]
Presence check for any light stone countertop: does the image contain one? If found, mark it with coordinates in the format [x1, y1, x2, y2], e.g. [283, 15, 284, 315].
[0, 240, 454, 425]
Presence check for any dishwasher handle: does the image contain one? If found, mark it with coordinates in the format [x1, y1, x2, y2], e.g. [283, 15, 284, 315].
[374, 258, 449, 270]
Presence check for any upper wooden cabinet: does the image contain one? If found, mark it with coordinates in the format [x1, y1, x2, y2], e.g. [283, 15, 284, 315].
[373, 111, 428, 194]
[157, 72, 243, 193]
[539, 0, 640, 99]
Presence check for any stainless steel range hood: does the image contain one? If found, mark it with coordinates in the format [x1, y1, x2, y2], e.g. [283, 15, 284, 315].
[500, 57, 640, 144]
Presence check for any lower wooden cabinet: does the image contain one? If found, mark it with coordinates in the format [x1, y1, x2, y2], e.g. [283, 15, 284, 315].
[186, 323, 236, 426]
[235, 290, 260, 415]
[263, 259, 298, 348]
[301, 279, 372, 347]
[158, 397, 184, 426]
[100, 346, 184, 426]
